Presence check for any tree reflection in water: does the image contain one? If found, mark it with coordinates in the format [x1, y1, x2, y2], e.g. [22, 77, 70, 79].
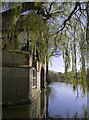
[2, 80, 89, 119]
[46, 82, 88, 119]
[65, 70, 87, 97]
[46, 68, 89, 119]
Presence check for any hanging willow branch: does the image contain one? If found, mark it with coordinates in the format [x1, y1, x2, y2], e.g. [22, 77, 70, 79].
[52, 2, 80, 37]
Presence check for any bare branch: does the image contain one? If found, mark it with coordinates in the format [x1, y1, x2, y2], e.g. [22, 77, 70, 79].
[49, 2, 54, 13]
[53, 2, 80, 36]
[74, 13, 86, 29]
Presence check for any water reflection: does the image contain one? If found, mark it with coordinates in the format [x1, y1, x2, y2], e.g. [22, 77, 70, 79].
[3, 98, 39, 118]
[2, 90, 45, 118]
[2, 82, 88, 119]
[47, 82, 87, 119]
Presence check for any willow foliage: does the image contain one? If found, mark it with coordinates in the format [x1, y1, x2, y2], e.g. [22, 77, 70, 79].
[2, 2, 88, 76]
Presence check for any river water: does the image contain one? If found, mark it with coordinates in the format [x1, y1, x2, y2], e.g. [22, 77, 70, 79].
[2, 82, 88, 119]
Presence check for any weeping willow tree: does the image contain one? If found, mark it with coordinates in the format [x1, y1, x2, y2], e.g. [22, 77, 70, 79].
[41, 2, 88, 94]
[2, 2, 50, 62]
[1, 2, 89, 86]
[2, 2, 88, 116]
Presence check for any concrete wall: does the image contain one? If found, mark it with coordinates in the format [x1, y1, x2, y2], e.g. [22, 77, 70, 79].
[2, 51, 33, 105]
[2, 51, 29, 66]
[32, 69, 40, 99]
[2, 91, 46, 118]
[31, 61, 46, 99]
[2, 51, 46, 105]
[2, 66, 29, 104]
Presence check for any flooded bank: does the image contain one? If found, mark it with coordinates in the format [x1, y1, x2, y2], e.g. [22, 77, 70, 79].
[2, 82, 88, 119]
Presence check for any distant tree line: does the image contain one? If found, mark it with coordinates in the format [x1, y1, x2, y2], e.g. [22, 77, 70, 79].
[48, 70, 87, 95]
[48, 70, 65, 83]
[48, 70, 85, 83]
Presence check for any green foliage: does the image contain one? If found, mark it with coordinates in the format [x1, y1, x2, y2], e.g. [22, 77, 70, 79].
[48, 69, 87, 96]
[48, 70, 65, 83]
[2, 2, 88, 73]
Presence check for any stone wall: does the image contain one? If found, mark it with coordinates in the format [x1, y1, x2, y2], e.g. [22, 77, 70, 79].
[2, 66, 29, 104]
[2, 51, 33, 105]
[32, 69, 40, 99]
[2, 51, 46, 105]
[31, 62, 46, 99]
[2, 51, 29, 66]
[2, 91, 46, 118]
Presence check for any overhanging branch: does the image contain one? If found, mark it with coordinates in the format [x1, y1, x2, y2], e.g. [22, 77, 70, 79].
[53, 2, 80, 36]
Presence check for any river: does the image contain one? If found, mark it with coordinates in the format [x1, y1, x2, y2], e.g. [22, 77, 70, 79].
[2, 82, 88, 119]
